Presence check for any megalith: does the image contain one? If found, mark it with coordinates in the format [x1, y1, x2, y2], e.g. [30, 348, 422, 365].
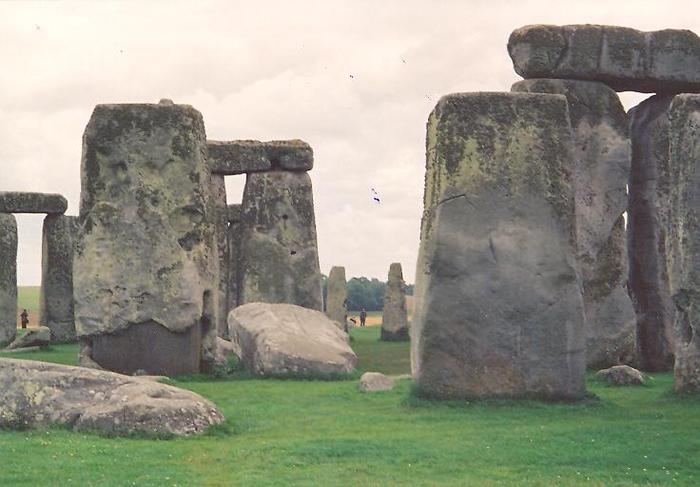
[40, 214, 78, 342]
[326, 266, 347, 328]
[73, 101, 219, 376]
[0, 192, 67, 214]
[211, 174, 229, 338]
[227, 204, 242, 314]
[665, 95, 700, 393]
[0, 214, 17, 346]
[238, 171, 323, 311]
[512, 79, 636, 368]
[508, 25, 700, 93]
[381, 263, 408, 341]
[627, 94, 676, 372]
[412, 92, 586, 400]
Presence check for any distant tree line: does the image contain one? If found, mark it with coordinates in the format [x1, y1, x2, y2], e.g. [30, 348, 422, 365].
[321, 274, 413, 312]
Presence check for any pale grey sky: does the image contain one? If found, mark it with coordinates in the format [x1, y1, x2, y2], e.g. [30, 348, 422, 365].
[1, 0, 696, 285]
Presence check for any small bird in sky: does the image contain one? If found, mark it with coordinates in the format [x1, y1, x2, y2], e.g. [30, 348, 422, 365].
[370, 188, 381, 204]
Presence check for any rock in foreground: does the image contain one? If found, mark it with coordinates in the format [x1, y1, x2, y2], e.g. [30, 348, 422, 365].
[0, 358, 224, 437]
[596, 365, 645, 386]
[6, 326, 50, 350]
[358, 372, 395, 392]
[228, 303, 357, 376]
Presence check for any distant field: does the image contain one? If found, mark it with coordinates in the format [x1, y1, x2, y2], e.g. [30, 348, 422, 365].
[16, 286, 40, 328]
[349, 295, 414, 327]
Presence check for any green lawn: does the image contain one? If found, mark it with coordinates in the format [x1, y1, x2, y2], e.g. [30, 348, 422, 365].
[1, 326, 700, 486]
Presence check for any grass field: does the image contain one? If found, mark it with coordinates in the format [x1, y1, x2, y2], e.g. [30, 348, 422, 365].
[2, 326, 700, 486]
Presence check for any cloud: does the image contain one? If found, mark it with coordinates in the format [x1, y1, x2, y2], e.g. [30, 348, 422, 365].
[1, 0, 697, 284]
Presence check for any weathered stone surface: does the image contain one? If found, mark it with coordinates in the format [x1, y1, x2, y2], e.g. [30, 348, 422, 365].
[413, 92, 586, 400]
[0, 214, 17, 346]
[212, 175, 229, 338]
[40, 214, 78, 343]
[227, 213, 242, 313]
[326, 266, 347, 330]
[0, 358, 224, 437]
[381, 263, 409, 341]
[0, 192, 67, 214]
[508, 25, 700, 93]
[596, 364, 645, 385]
[628, 94, 676, 372]
[228, 303, 356, 376]
[665, 95, 700, 393]
[227, 203, 242, 223]
[208, 140, 313, 175]
[238, 171, 323, 311]
[74, 102, 219, 376]
[215, 336, 237, 366]
[6, 326, 50, 350]
[512, 79, 636, 368]
[358, 372, 395, 392]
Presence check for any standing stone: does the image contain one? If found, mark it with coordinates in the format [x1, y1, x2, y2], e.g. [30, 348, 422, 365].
[326, 266, 347, 328]
[0, 214, 17, 346]
[666, 95, 700, 393]
[40, 214, 78, 343]
[381, 263, 408, 341]
[627, 94, 676, 372]
[227, 204, 242, 313]
[212, 174, 229, 338]
[512, 79, 636, 368]
[413, 92, 585, 400]
[508, 25, 700, 93]
[238, 171, 322, 311]
[74, 102, 218, 376]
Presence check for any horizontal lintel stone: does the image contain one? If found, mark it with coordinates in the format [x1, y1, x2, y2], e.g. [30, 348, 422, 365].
[508, 24, 700, 93]
[0, 192, 67, 214]
[207, 140, 313, 175]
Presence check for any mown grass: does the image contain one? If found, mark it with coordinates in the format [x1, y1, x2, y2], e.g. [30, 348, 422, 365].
[1, 327, 699, 486]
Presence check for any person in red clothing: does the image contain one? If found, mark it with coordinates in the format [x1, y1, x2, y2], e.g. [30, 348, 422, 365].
[20, 309, 29, 329]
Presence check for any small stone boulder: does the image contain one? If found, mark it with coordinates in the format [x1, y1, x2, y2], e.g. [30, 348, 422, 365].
[228, 302, 357, 376]
[596, 365, 646, 386]
[6, 327, 51, 350]
[358, 372, 395, 392]
[0, 358, 224, 437]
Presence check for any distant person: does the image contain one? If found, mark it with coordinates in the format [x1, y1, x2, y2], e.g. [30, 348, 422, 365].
[360, 308, 367, 327]
[20, 309, 29, 329]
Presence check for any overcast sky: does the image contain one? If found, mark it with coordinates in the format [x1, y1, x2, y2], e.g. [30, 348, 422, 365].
[1, 1, 697, 285]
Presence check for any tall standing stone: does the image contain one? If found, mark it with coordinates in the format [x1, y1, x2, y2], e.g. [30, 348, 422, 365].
[326, 266, 347, 328]
[512, 79, 636, 368]
[73, 101, 219, 376]
[211, 174, 229, 338]
[381, 263, 408, 341]
[238, 171, 322, 311]
[227, 204, 242, 314]
[666, 95, 700, 393]
[40, 214, 78, 343]
[0, 214, 17, 346]
[413, 92, 585, 400]
[627, 94, 676, 372]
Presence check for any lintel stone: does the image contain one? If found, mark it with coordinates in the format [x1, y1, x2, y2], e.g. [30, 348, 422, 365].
[0, 192, 67, 214]
[207, 140, 313, 175]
